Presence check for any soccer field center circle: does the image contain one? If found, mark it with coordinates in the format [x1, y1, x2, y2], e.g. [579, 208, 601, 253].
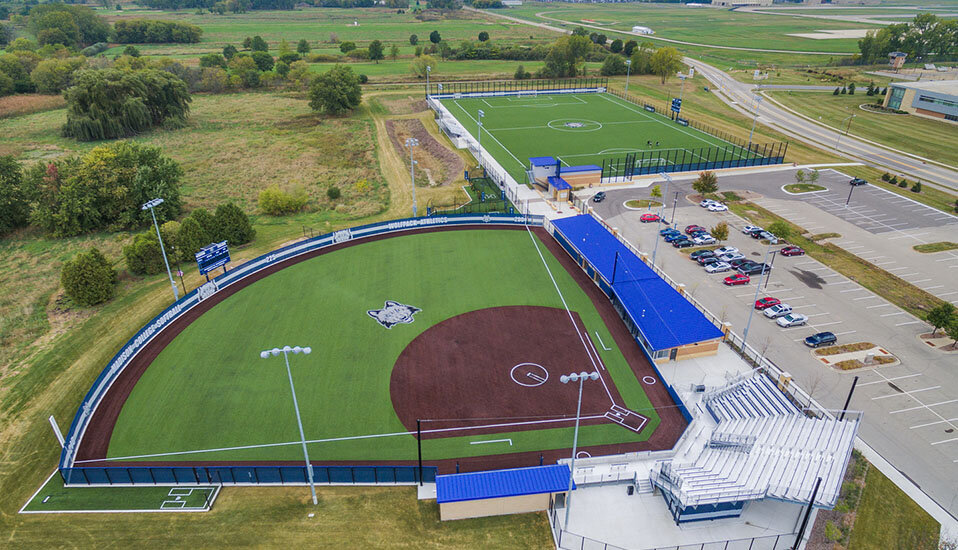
[546, 118, 604, 132]
[66, 221, 689, 477]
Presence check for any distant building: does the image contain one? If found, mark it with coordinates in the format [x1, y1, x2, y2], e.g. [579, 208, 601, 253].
[709, 0, 773, 7]
[632, 25, 654, 35]
[883, 80, 958, 123]
[501, 0, 523, 6]
[889, 51, 908, 70]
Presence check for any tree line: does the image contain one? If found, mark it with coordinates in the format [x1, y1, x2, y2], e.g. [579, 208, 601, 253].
[113, 19, 203, 44]
[857, 14, 957, 65]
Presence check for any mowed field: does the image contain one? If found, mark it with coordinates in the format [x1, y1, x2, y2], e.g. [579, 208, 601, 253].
[507, 1, 882, 53]
[440, 92, 756, 182]
[105, 229, 659, 464]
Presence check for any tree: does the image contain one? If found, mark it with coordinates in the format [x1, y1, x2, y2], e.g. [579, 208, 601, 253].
[61, 247, 116, 306]
[927, 303, 955, 335]
[250, 35, 268, 52]
[62, 68, 191, 142]
[339, 40, 356, 54]
[912, 180, 922, 193]
[650, 46, 683, 84]
[251, 50, 274, 71]
[572, 26, 588, 37]
[308, 64, 362, 116]
[833, 87, 840, 95]
[768, 220, 792, 242]
[199, 53, 227, 69]
[297, 38, 311, 55]
[368, 40, 384, 63]
[948, 318, 958, 348]
[389, 44, 400, 60]
[478, 31, 489, 42]
[539, 35, 591, 78]
[123, 231, 165, 275]
[175, 216, 209, 262]
[28, 4, 109, 48]
[287, 60, 311, 89]
[711, 221, 729, 242]
[692, 170, 718, 196]
[513, 64, 530, 80]
[242, 36, 252, 50]
[223, 44, 238, 59]
[848, 82, 856, 95]
[215, 202, 255, 245]
[429, 30, 441, 44]
[650, 185, 662, 203]
[600, 54, 627, 76]
[623, 39, 638, 56]
[29, 56, 85, 94]
[841, 86, 847, 94]
[795, 168, 819, 185]
[409, 34, 418, 46]
[610, 39, 623, 54]
[123, 45, 140, 57]
[0, 155, 28, 235]
[410, 55, 437, 79]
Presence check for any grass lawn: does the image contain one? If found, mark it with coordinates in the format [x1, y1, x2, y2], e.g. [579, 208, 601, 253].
[22, 473, 215, 512]
[847, 466, 940, 550]
[784, 183, 827, 193]
[766, 90, 958, 167]
[441, 91, 763, 183]
[108, 229, 658, 463]
[507, 1, 877, 53]
[913, 242, 958, 253]
[625, 200, 662, 209]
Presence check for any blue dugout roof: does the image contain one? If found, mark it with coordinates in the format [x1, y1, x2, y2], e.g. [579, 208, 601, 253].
[529, 156, 557, 167]
[436, 465, 571, 504]
[560, 164, 602, 173]
[547, 176, 571, 190]
[552, 215, 724, 351]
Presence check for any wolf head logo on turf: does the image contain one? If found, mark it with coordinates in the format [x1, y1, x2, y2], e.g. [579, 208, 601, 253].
[367, 301, 421, 329]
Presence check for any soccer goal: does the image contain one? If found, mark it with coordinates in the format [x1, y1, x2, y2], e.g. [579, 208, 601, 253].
[516, 90, 538, 99]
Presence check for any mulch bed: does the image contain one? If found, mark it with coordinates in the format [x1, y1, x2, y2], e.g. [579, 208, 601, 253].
[384, 118, 463, 186]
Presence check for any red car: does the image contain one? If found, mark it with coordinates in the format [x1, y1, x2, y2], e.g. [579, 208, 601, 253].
[780, 246, 805, 257]
[755, 297, 781, 310]
[640, 213, 661, 223]
[685, 224, 705, 235]
[724, 274, 750, 286]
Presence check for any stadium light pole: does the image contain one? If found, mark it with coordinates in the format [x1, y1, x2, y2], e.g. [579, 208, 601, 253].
[651, 172, 673, 266]
[747, 95, 763, 149]
[836, 114, 856, 150]
[477, 109, 485, 169]
[142, 198, 178, 302]
[425, 65, 431, 96]
[742, 241, 774, 357]
[406, 137, 419, 217]
[624, 59, 632, 94]
[560, 370, 600, 531]
[260, 346, 317, 505]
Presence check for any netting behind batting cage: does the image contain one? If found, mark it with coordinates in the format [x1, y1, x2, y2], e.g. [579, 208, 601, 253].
[426, 77, 608, 99]
[600, 141, 788, 181]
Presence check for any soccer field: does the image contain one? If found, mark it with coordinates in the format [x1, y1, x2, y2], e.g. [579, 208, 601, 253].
[440, 92, 758, 183]
[98, 229, 669, 469]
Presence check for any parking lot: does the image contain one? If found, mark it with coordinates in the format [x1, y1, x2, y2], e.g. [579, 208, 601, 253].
[590, 187, 958, 517]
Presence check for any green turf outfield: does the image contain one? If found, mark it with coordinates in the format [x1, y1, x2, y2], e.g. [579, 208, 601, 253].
[22, 473, 215, 513]
[107, 229, 659, 464]
[439, 92, 757, 183]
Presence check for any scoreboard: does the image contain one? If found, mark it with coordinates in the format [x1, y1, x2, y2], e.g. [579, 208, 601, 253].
[195, 241, 230, 275]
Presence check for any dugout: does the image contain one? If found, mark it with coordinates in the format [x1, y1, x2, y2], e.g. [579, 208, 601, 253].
[529, 157, 602, 195]
[436, 465, 572, 521]
[551, 215, 724, 363]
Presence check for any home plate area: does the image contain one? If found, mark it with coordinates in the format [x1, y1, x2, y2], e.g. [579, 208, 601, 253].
[389, 305, 648, 438]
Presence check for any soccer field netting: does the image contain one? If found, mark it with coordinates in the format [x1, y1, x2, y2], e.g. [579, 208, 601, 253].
[434, 86, 786, 184]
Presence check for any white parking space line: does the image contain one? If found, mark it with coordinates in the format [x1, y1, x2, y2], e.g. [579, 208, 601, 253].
[887, 267, 910, 271]
[805, 313, 830, 318]
[899, 273, 920, 277]
[896, 321, 922, 326]
[860, 373, 922, 387]
[910, 279, 932, 284]
[880, 311, 907, 317]
[922, 285, 944, 290]
[833, 330, 857, 336]
[853, 295, 878, 301]
[866, 303, 892, 309]
[931, 437, 958, 446]
[911, 418, 958, 430]
[840, 288, 865, 293]
[891, 399, 958, 414]
[872, 386, 941, 401]
[939, 291, 958, 297]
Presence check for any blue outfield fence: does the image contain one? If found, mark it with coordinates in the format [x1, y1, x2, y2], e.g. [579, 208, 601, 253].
[59, 213, 543, 487]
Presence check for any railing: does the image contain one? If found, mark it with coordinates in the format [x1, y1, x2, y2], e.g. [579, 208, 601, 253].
[59, 213, 544, 485]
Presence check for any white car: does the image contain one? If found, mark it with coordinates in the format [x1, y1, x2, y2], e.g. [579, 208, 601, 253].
[707, 203, 729, 212]
[742, 225, 762, 234]
[714, 246, 739, 256]
[719, 252, 745, 262]
[693, 234, 716, 245]
[763, 304, 793, 319]
[700, 199, 718, 208]
[705, 261, 731, 273]
[777, 313, 808, 327]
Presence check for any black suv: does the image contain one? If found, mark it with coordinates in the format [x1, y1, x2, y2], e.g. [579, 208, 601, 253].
[739, 262, 772, 275]
[592, 191, 607, 202]
[849, 178, 868, 186]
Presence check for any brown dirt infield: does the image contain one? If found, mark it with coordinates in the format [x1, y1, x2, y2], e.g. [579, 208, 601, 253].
[73, 225, 688, 474]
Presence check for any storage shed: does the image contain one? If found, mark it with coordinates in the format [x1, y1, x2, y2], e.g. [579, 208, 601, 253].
[436, 465, 572, 521]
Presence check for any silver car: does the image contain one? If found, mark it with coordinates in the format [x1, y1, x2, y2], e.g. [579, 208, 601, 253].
[705, 261, 731, 273]
[777, 313, 808, 327]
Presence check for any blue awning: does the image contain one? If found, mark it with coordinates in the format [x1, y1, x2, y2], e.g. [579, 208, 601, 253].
[547, 176, 571, 190]
[552, 215, 724, 351]
[436, 465, 572, 504]
[560, 164, 602, 173]
[529, 156, 558, 167]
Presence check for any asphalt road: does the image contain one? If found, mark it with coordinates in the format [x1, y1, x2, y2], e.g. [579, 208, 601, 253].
[589, 184, 958, 519]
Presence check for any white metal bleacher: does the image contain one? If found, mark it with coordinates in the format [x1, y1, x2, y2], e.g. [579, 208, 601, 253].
[654, 372, 860, 510]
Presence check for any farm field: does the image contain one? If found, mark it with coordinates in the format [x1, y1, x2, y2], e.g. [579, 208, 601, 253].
[504, 1, 880, 53]
[765, 90, 958, 167]
[100, 229, 660, 465]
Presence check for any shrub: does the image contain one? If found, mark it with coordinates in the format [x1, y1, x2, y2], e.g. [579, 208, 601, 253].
[61, 247, 116, 306]
[824, 520, 842, 542]
[308, 53, 341, 63]
[881, 172, 890, 181]
[339, 40, 356, 54]
[358, 73, 368, 84]
[409, 34, 418, 45]
[600, 54, 627, 76]
[898, 179, 908, 188]
[326, 186, 341, 200]
[711, 221, 729, 241]
[911, 180, 921, 193]
[175, 216, 209, 262]
[199, 53, 227, 69]
[0, 155, 28, 236]
[214, 202, 255, 245]
[513, 64, 530, 80]
[123, 231, 165, 275]
[189, 207, 220, 242]
[259, 184, 309, 215]
[833, 87, 840, 95]
[250, 35, 268, 52]
[251, 50, 273, 71]
[889, 175, 898, 185]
